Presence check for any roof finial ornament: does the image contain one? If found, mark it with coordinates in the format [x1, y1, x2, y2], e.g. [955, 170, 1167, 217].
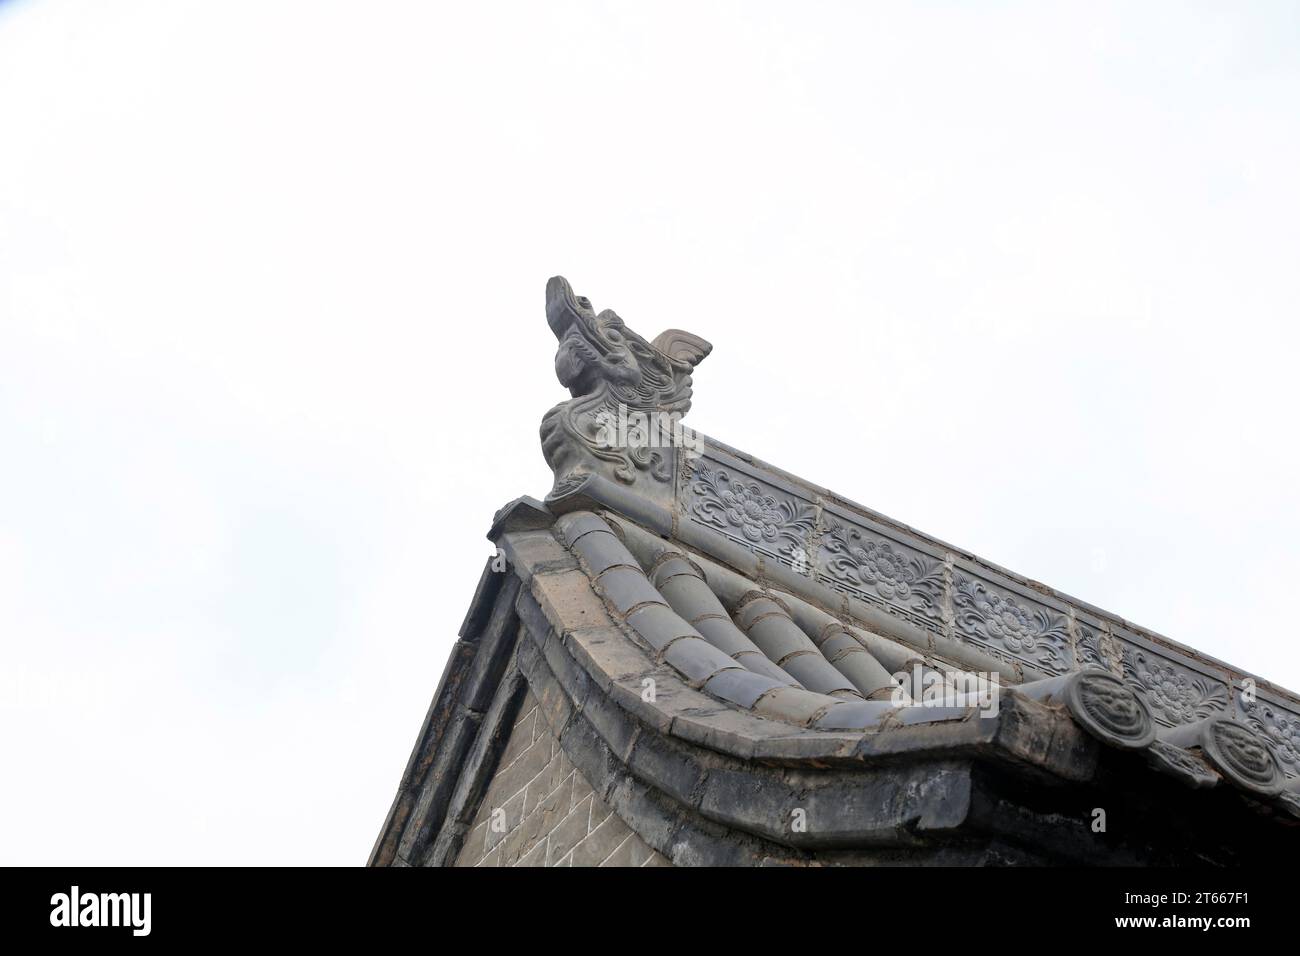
[540, 276, 711, 505]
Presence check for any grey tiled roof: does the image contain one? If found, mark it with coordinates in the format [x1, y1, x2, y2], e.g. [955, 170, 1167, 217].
[370, 277, 1300, 866]
[542, 276, 1297, 739]
[519, 495, 1286, 788]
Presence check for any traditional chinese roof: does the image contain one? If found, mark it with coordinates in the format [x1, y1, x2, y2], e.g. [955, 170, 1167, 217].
[369, 277, 1300, 867]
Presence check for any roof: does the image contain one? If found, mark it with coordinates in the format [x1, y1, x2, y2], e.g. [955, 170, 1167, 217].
[370, 277, 1300, 866]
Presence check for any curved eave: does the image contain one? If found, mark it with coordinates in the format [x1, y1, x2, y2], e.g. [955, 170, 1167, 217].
[371, 497, 1300, 867]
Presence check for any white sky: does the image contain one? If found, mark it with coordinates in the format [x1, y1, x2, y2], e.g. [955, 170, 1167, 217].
[2, 1, 1298, 864]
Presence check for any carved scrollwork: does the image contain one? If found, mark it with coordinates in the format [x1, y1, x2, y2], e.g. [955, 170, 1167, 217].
[1121, 648, 1228, 727]
[687, 463, 815, 559]
[821, 523, 945, 624]
[1074, 622, 1121, 675]
[952, 574, 1072, 674]
[1238, 696, 1300, 777]
[544, 470, 595, 503]
[539, 276, 711, 495]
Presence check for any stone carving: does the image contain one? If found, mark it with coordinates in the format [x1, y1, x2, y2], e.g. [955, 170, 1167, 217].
[1074, 622, 1121, 675]
[540, 281, 1300, 747]
[1063, 669, 1156, 750]
[822, 523, 945, 624]
[952, 574, 1072, 674]
[687, 463, 815, 558]
[1143, 740, 1220, 789]
[540, 276, 711, 498]
[1238, 696, 1300, 778]
[545, 470, 595, 503]
[1121, 649, 1228, 727]
[1277, 790, 1300, 820]
[1199, 718, 1285, 796]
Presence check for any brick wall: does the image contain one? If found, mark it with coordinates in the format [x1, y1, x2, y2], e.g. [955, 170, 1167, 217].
[454, 688, 670, 867]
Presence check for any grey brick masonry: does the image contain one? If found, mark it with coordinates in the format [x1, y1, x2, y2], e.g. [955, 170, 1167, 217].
[454, 689, 669, 867]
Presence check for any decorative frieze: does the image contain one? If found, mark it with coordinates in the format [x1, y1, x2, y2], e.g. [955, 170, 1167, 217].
[678, 443, 1300, 734]
[686, 463, 815, 561]
[1120, 646, 1229, 728]
[951, 573, 1073, 675]
[1074, 620, 1121, 675]
[1237, 694, 1300, 778]
[820, 522, 945, 631]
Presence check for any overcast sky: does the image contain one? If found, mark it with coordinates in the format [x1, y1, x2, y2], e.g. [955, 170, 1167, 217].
[2, 1, 1298, 864]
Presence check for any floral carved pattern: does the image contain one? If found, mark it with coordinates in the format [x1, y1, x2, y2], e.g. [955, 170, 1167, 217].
[1121, 649, 1228, 727]
[953, 575, 1072, 674]
[821, 523, 944, 623]
[688, 464, 815, 556]
[1075, 623, 1121, 674]
[1238, 697, 1300, 776]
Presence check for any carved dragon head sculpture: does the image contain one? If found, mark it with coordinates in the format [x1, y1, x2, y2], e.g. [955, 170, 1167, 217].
[540, 276, 711, 499]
